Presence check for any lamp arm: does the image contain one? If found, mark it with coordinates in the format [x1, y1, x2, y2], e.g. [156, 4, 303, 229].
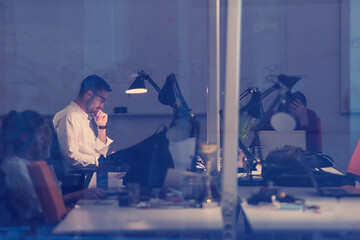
[168, 74, 200, 172]
[144, 74, 161, 93]
[239, 101, 252, 114]
[239, 83, 281, 114]
[238, 138, 257, 167]
[255, 93, 283, 132]
[173, 76, 191, 113]
[170, 74, 199, 135]
[239, 87, 257, 101]
[251, 93, 283, 166]
[260, 82, 281, 100]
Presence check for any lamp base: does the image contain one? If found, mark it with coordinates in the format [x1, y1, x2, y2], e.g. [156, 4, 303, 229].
[237, 176, 264, 186]
[202, 201, 218, 208]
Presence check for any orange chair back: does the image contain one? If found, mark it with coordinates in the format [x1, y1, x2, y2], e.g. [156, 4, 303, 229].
[27, 161, 67, 223]
[348, 139, 360, 176]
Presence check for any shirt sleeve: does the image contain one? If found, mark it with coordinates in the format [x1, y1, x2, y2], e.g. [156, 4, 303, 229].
[57, 114, 98, 168]
[95, 136, 113, 158]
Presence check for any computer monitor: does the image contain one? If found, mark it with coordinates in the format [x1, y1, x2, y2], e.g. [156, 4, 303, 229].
[259, 130, 306, 159]
[103, 128, 174, 190]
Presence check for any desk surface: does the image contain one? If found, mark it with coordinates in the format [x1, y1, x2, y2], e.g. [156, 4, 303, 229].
[53, 199, 222, 235]
[55, 173, 222, 235]
[238, 186, 360, 233]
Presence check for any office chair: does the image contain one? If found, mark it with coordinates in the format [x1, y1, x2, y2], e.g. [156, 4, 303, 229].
[347, 139, 360, 181]
[48, 123, 94, 194]
[27, 161, 67, 223]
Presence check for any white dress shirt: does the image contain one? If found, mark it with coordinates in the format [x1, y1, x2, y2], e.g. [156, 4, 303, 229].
[53, 101, 113, 171]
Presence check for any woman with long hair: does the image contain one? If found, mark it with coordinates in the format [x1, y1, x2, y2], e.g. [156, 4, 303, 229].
[0, 110, 104, 224]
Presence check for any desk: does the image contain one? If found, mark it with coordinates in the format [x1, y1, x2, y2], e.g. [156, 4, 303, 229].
[238, 186, 360, 233]
[238, 167, 360, 233]
[53, 199, 222, 236]
[238, 166, 343, 179]
[53, 173, 223, 236]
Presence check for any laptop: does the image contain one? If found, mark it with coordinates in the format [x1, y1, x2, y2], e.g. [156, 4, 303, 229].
[310, 172, 360, 197]
[301, 157, 360, 197]
[317, 185, 360, 197]
[259, 130, 306, 158]
[313, 140, 360, 197]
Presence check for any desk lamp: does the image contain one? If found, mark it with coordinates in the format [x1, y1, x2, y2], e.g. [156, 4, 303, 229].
[126, 70, 161, 94]
[159, 73, 199, 137]
[126, 71, 182, 111]
[238, 88, 264, 177]
[277, 74, 304, 93]
[158, 73, 200, 172]
[126, 71, 200, 172]
[239, 88, 264, 119]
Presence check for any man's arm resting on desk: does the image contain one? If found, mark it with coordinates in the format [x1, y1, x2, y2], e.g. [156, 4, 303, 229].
[94, 135, 113, 157]
[60, 138, 112, 168]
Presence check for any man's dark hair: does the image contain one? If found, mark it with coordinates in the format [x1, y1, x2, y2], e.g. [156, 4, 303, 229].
[78, 75, 112, 96]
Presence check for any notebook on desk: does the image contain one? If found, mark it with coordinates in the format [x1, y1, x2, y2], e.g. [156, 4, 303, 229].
[310, 171, 360, 197]
[301, 153, 360, 197]
[259, 130, 306, 158]
[317, 185, 360, 197]
[315, 139, 360, 196]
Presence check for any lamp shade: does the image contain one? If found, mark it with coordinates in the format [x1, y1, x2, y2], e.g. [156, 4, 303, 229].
[246, 91, 264, 119]
[240, 91, 264, 119]
[277, 74, 303, 93]
[125, 73, 147, 94]
[158, 73, 178, 106]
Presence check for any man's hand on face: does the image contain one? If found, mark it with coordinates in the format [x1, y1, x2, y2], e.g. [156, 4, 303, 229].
[290, 99, 307, 118]
[92, 110, 108, 127]
[290, 99, 309, 126]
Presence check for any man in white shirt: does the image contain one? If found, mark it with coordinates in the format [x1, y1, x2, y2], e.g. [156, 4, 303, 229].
[53, 75, 113, 172]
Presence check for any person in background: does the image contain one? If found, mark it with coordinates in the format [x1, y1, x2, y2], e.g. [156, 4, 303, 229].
[53, 75, 113, 172]
[239, 91, 321, 171]
[256, 91, 320, 153]
[0, 110, 105, 225]
[0, 156, 14, 226]
[280, 91, 320, 153]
